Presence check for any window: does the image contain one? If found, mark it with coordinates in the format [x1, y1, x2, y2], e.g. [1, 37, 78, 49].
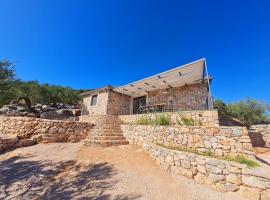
[90, 95, 98, 106]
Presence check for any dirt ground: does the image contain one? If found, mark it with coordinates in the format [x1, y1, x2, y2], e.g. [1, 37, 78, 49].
[0, 143, 244, 200]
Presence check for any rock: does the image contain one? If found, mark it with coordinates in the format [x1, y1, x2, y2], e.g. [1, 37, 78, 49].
[165, 155, 174, 165]
[242, 175, 266, 189]
[261, 190, 270, 200]
[197, 165, 206, 174]
[226, 174, 242, 185]
[239, 186, 261, 200]
[208, 174, 225, 183]
[224, 182, 239, 192]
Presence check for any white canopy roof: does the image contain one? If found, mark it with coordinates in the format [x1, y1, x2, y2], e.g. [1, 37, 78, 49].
[114, 58, 206, 97]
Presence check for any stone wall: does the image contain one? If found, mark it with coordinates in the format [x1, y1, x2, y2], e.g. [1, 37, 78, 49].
[147, 83, 210, 110]
[250, 125, 270, 147]
[82, 91, 108, 115]
[143, 143, 270, 200]
[106, 90, 131, 115]
[119, 110, 219, 126]
[121, 125, 254, 157]
[0, 116, 93, 150]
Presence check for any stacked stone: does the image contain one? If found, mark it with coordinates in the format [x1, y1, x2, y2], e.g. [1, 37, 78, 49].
[144, 143, 270, 200]
[118, 110, 219, 127]
[250, 125, 270, 147]
[84, 115, 129, 147]
[121, 125, 254, 157]
[0, 116, 93, 149]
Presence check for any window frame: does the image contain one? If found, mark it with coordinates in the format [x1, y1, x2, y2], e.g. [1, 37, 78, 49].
[90, 94, 98, 107]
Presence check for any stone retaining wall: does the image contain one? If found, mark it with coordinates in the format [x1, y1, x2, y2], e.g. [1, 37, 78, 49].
[251, 125, 270, 147]
[0, 116, 93, 148]
[121, 125, 254, 157]
[143, 143, 270, 200]
[118, 110, 219, 127]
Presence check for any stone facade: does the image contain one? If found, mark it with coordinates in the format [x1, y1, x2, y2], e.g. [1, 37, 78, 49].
[82, 83, 211, 116]
[0, 116, 93, 152]
[119, 110, 219, 126]
[82, 90, 131, 115]
[147, 83, 209, 110]
[106, 90, 132, 115]
[121, 125, 254, 157]
[82, 92, 109, 115]
[144, 143, 270, 200]
[250, 125, 270, 147]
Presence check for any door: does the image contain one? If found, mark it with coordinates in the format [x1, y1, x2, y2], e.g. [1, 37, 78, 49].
[133, 96, 146, 114]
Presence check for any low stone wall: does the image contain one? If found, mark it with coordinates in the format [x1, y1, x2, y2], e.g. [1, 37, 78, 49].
[251, 125, 270, 147]
[121, 125, 254, 157]
[0, 116, 93, 149]
[118, 110, 219, 127]
[143, 143, 270, 200]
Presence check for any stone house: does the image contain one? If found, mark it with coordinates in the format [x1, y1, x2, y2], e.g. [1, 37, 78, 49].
[81, 58, 213, 115]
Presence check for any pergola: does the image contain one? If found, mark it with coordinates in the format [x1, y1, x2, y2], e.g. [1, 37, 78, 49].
[114, 58, 213, 112]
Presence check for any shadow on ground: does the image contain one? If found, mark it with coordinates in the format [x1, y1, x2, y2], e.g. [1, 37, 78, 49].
[0, 155, 141, 199]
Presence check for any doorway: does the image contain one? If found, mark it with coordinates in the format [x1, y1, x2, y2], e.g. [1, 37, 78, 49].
[133, 96, 146, 114]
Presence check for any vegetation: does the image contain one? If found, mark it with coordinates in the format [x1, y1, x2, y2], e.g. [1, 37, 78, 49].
[224, 155, 260, 168]
[0, 60, 82, 107]
[137, 114, 171, 125]
[176, 112, 201, 126]
[156, 143, 260, 168]
[214, 98, 270, 127]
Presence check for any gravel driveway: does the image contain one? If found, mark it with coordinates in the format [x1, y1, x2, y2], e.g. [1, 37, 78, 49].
[0, 143, 244, 200]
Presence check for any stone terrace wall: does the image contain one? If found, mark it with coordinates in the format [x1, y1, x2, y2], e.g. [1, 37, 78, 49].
[0, 116, 93, 144]
[121, 125, 254, 157]
[119, 110, 219, 127]
[144, 143, 270, 200]
[251, 125, 270, 147]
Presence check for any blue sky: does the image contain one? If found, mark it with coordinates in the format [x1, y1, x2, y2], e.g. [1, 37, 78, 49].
[0, 0, 270, 103]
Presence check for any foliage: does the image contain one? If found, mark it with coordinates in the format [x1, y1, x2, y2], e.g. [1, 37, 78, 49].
[156, 143, 259, 168]
[154, 114, 171, 125]
[176, 112, 201, 126]
[0, 60, 16, 106]
[224, 155, 260, 168]
[0, 60, 81, 107]
[214, 98, 270, 127]
[137, 116, 152, 125]
[137, 114, 171, 125]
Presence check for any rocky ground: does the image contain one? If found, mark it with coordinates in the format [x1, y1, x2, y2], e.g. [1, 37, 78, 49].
[0, 143, 244, 200]
[0, 103, 81, 119]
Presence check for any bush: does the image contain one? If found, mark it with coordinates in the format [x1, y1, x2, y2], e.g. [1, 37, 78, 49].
[154, 114, 171, 125]
[176, 112, 201, 126]
[224, 155, 260, 168]
[137, 114, 171, 125]
[137, 116, 152, 125]
[214, 98, 270, 127]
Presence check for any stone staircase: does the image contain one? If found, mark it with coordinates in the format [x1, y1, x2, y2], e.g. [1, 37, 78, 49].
[83, 115, 129, 147]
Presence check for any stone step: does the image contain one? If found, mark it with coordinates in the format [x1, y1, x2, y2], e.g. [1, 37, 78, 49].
[91, 132, 125, 136]
[84, 139, 129, 147]
[90, 136, 126, 140]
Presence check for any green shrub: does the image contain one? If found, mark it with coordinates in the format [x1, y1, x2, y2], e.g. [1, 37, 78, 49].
[137, 116, 152, 125]
[137, 114, 171, 125]
[224, 155, 260, 168]
[214, 98, 270, 127]
[154, 114, 171, 125]
[176, 112, 200, 126]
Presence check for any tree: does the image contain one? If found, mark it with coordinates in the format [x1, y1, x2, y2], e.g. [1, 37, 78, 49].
[214, 98, 270, 127]
[0, 60, 16, 107]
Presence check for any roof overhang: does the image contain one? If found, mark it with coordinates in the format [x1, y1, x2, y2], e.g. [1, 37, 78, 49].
[80, 85, 113, 97]
[113, 58, 208, 97]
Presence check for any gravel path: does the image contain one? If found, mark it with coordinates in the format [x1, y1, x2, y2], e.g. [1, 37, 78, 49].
[0, 143, 244, 200]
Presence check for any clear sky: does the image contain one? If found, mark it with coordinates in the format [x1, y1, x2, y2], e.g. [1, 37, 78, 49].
[0, 0, 270, 103]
